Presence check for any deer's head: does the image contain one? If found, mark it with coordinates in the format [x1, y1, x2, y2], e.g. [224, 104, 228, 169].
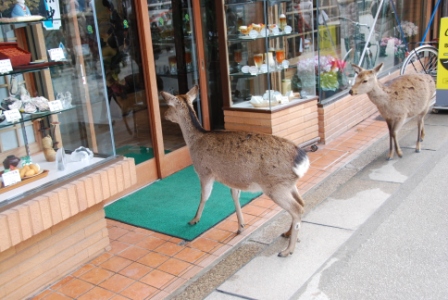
[161, 85, 199, 124]
[349, 63, 383, 96]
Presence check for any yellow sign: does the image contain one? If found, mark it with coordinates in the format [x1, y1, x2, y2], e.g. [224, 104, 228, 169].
[437, 17, 448, 89]
[318, 24, 338, 52]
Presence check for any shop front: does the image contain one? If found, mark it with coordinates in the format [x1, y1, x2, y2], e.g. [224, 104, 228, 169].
[0, 0, 441, 298]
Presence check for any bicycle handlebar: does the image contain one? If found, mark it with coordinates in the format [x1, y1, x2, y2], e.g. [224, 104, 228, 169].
[339, 17, 370, 30]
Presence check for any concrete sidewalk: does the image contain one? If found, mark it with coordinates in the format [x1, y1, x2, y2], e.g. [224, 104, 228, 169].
[172, 111, 448, 300]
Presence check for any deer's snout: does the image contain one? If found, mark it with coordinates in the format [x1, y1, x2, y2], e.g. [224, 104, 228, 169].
[349, 89, 355, 95]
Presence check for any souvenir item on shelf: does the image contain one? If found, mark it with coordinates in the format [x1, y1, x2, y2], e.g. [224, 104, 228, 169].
[23, 100, 37, 113]
[2, 155, 21, 170]
[1, 97, 22, 110]
[42, 135, 56, 162]
[11, 0, 31, 17]
[31, 96, 50, 111]
[19, 163, 41, 178]
[70, 146, 93, 162]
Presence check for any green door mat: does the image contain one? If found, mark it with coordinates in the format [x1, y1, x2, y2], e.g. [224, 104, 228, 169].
[105, 166, 261, 241]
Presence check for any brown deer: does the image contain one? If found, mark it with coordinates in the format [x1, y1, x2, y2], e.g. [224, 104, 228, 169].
[161, 86, 310, 257]
[349, 63, 435, 160]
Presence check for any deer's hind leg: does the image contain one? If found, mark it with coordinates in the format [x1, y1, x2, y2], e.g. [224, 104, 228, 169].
[416, 114, 425, 152]
[189, 174, 214, 225]
[281, 186, 305, 240]
[267, 186, 304, 257]
[230, 188, 245, 234]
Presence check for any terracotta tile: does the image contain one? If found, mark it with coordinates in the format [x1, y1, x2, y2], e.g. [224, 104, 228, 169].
[100, 256, 133, 272]
[110, 295, 130, 300]
[108, 227, 129, 240]
[79, 267, 114, 285]
[90, 252, 113, 266]
[180, 265, 203, 280]
[242, 204, 267, 217]
[137, 252, 169, 268]
[57, 278, 94, 299]
[50, 276, 74, 290]
[99, 273, 135, 293]
[117, 231, 149, 244]
[109, 240, 130, 254]
[202, 228, 233, 243]
[215, 219, 239, 232]
[119, 281, 158, 300]
[77, 286, 115, 300]
[118, 262, 152, 280]
[72, 264, 95, 278]
[150, 232, 171, 241]
[135, 236, 166, 250]
[41, 292, 73, 300]
[149, 290, 170, 300]
[174, 247, 206, 263]
[158, 257, 192, 276]
[187, 237, 220, 253]
[140, 269, 176, 289]
[117, 245, 149, 261]
[154, 241, 184, 256]
[163, 277, 187, 293]
[31, 289, 52, 300]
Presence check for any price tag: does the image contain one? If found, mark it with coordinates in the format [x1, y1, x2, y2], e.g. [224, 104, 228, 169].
[48, 48, 65, 61]
[4, 109, 22, 122]
[48, 100, 63, 112]
[0, 59, 13, 74]
[2, 169, 21, 187]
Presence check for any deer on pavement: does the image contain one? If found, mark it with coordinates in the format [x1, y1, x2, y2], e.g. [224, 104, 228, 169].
[161, 86, 310, 257]
[349, 63, 435, 160]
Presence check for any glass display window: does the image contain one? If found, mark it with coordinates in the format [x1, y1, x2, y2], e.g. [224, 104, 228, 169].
[316, 0, 424, 103]
[223, 0, 317, 111]
[0, 0, 114, 204]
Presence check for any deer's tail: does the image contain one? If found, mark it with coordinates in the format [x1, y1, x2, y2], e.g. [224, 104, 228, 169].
[293, 147, 310, 178]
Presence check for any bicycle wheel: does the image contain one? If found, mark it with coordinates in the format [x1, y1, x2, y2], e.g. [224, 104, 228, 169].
[400, 45, 438, 78]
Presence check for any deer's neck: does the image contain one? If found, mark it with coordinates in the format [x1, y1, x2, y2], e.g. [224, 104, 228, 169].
[178, 106, 207, 146]
[367, 81, 389, 105]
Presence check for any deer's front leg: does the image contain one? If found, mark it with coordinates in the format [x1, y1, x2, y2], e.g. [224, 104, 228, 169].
[189, 177, 214, 225]
[230, 188, 245, 233]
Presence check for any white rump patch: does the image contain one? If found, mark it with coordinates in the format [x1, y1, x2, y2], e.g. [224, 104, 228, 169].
[293, 156, 310, 178]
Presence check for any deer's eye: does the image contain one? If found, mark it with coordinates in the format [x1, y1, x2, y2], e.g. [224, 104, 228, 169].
[363, 80, 368, 83]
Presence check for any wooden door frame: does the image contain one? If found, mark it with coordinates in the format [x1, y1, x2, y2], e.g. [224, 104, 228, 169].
[134, 0, 210, 182]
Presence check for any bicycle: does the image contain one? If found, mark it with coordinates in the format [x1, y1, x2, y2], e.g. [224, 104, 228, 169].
[399, 0, 441, 78]
[341, 17, 379, 75]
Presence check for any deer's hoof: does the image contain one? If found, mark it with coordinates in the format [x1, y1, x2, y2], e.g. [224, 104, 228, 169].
[415, 149, 421, 153]
[278, 250, 292, 257]
[281, 232, 291, 238]
[188, 219, 199, 225]
[237, 225, 245, 234]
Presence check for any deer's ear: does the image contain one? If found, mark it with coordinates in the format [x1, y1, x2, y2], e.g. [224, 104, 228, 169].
[373, 63, 383, 74]
[186, 85, 199, 104]
[161, 91, 175, 105]
[352, 64, 363, 74]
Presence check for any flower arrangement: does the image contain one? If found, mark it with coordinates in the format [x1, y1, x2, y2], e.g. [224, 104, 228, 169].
[396, 21, 419, 38]
[297, 55, 348, 91]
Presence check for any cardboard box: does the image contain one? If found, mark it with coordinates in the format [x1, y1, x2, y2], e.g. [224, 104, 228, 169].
[0, 42, 31, 67]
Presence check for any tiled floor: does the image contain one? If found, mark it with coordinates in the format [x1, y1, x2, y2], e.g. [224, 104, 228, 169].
[32, 113, 388, 300]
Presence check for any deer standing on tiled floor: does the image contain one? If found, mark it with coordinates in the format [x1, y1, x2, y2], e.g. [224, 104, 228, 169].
[161, 86, 310, 257]
[349, 63, 436, 160]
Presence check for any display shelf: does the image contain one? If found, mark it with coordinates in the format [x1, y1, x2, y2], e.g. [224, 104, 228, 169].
[0, 105, 76, 129]
[230, 95, 316, 111]
[224, 0, 290, 7]
[0, 152, 105, 205]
